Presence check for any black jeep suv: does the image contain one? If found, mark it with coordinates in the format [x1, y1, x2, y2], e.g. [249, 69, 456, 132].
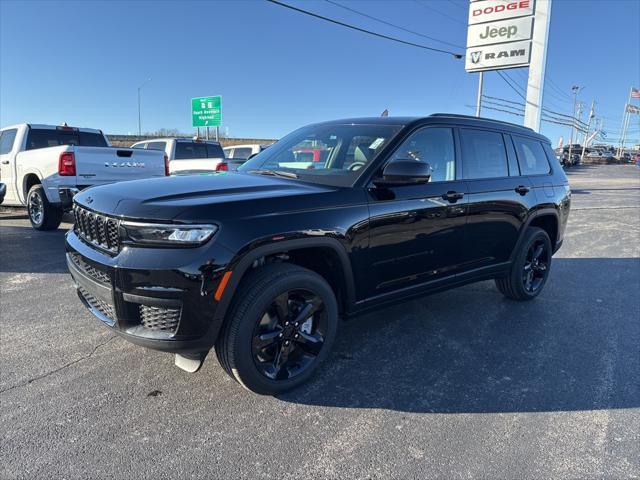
[66, 114, 571, 394]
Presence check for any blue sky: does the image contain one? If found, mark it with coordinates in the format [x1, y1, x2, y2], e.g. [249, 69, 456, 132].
[1, 0, 638, 146]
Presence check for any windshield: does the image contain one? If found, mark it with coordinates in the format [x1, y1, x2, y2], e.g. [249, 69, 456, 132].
[238, 123, 403, 186]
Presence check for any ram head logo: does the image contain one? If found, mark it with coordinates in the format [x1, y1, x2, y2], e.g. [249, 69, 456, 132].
[470, 51, 482, 64]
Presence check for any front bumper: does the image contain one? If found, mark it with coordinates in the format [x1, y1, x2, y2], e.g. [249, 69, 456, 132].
[65, 230, 234, 354]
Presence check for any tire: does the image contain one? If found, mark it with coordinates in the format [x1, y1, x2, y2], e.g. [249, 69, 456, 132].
[495, 227, 552, 301]
[215, 263, 338, 395]
[27, 184, 63, 231]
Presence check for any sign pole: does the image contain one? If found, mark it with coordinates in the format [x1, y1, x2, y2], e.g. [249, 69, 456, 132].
[524, 0, 552, 132]
[476, 71, 484, 117]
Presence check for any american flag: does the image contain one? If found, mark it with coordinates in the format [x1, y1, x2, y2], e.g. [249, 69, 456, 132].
[632, 87, 640, 99]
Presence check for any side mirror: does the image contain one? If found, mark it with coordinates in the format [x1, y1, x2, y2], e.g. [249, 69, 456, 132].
[374, 159, 432, 186]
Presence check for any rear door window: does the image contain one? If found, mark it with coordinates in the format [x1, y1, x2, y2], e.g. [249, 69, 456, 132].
[460, 129, 509, 179]
[0, 129, 18, 154]
[513, 136, 551, 175]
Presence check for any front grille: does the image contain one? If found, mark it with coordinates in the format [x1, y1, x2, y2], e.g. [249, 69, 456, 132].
[69, 253, 110, 285]
[78, 286, 116, 322]
[73, 204, 119, 253]
[139, 305, 181, 334]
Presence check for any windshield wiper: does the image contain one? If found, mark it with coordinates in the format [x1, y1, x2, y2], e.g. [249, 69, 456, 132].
[248, 169, 299, 179]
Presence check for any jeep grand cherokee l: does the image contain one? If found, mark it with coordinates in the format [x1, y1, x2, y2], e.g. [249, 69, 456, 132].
[65, 114, 571, 395]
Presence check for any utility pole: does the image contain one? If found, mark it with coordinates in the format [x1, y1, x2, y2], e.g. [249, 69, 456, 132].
[137, 78, 152, 137]
[580, 100, 595, 162]
[567, 85, 583, 165]
[476, 72, 484, 117]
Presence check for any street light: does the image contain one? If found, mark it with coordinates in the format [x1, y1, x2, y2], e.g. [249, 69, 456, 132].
[137, 78, 152, 136]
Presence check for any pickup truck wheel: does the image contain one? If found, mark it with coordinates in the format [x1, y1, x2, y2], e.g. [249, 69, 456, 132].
[27, 184, 63, 231]
[215, 263, 338, 395]
[496, 227, 552, 301]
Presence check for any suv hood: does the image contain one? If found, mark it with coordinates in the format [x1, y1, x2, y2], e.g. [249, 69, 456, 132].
[74, 172, 337, 222]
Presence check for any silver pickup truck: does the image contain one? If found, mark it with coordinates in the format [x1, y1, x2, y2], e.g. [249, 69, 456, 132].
[0, 123, 167, 230]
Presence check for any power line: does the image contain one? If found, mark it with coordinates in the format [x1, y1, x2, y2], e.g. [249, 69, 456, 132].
[323, 0, 464, 49]
[412, 0, 467, 26]
[265, 0, 463, 58]
[496, 70, 527, 101]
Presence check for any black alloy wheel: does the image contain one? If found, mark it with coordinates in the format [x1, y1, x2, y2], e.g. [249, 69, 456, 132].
[251, 289, 327, 381]
[495, 226, 552, 301]
[522, 239, 549, 294]
[216, 263, 338, 395]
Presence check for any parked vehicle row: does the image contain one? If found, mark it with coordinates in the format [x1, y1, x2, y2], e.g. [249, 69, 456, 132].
[65, 113, 571, 395]
[0, 124, 166, 230]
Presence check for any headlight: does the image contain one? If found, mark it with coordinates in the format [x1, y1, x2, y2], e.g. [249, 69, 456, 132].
[120, 222, 218, 247]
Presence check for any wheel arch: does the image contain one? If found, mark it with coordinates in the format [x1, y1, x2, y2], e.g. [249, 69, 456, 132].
[22, 172, 43, 203]
[214, 238, 356, 324]
[510, 209, 559, 262]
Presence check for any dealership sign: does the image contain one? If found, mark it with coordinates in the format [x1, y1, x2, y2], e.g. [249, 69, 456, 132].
[468, 0, 534, 25]
[466, 0, 535, 72]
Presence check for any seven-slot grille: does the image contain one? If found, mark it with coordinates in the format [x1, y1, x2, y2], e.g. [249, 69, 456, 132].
[73, 204, 119, 253]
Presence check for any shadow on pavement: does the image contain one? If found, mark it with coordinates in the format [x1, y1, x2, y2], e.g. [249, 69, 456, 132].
[280, 257, 640, 414]
[0, 226, 70, 274]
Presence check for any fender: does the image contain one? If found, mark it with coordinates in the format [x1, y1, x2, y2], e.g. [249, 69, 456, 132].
[213, 237, 357, 323]
[509, 207, 559, 262]
[19, 168, 44, 205]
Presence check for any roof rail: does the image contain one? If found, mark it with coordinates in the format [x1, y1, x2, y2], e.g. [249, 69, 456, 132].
[429, 113, 534, 132]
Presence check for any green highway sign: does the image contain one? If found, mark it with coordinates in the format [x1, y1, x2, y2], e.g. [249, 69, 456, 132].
[192, 96, 221, 127]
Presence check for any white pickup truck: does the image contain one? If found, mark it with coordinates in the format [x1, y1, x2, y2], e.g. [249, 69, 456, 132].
[131, 138, 225, 175]
[0, 124, 167, 230]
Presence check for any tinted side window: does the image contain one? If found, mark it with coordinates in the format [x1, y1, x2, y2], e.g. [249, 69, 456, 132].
[132, 143, 146, 149]
[390, 127, 455, 182]
[146, 141, 167, 152]
[174, 142, 208, 159]
[206, 143, 225, 158]
[460, 129, 508, 179]
[0, 129, 18, 154]
[513, 136, 551, 175]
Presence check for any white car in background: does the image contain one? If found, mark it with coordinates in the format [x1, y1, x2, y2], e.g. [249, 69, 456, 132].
[220, 144, 270, 171]
[131, 138, 225, 175]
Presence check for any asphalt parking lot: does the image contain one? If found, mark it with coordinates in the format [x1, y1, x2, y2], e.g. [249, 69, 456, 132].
[1, 164, 639, 479]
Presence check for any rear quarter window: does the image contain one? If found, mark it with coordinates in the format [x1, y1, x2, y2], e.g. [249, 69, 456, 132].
[513, 136, 551, 175]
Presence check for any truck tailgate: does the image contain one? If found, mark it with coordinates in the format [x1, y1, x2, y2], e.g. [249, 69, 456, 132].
[74, 147, 165, 184]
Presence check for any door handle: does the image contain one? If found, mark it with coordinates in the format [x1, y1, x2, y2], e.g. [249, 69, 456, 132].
[442, 191, 464, 203]
[515, 185, 530, 195]
[1, 160, 9, 164]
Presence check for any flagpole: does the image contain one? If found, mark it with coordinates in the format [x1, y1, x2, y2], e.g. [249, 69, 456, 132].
[618, 87, 631, 157]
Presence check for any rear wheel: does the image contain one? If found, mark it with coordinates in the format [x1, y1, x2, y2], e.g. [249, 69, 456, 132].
[27, 184, 63, 231]
[496, 227, 552, 301]
[216, 263, 338, 395]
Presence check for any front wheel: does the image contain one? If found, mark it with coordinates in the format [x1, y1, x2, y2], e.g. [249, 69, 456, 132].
[216, 263, 338, 395]
[496, 227, 552, 301]
[27, 184, 63, 231]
